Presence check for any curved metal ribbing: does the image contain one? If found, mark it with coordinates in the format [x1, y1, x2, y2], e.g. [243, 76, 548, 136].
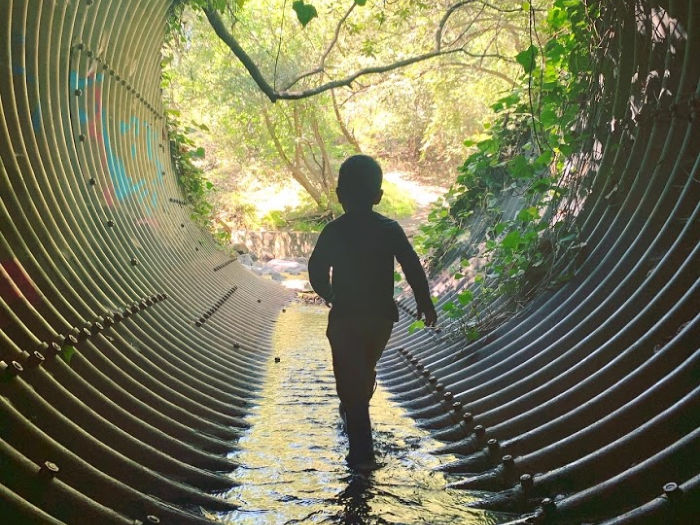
[0, 1, 292, 523]
[0, 1, 697, 524]
[382, 1, 698, 523]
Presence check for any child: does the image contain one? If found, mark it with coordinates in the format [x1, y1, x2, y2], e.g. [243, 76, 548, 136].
[308, 154, 437, 470]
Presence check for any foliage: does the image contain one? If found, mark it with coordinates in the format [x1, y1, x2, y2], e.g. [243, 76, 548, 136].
[415, 0, 599, 339]
[166, 109, 217, 229]
[164, 0, 526, 225]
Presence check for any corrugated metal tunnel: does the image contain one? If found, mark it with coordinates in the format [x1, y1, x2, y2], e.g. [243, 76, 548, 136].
[0, 1, 697, 524]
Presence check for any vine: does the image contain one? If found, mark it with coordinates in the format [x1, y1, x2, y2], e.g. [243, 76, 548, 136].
[413, 0, 602, 338]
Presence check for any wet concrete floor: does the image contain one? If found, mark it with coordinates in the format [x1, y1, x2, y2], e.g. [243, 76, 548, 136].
[218, 303, 514, 524]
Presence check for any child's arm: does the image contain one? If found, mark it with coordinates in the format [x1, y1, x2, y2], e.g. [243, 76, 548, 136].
[308, 227, 335, 306]
[393, 225, 437, 326]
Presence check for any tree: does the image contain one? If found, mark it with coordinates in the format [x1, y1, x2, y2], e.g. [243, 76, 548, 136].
[165, 0, 536, 215]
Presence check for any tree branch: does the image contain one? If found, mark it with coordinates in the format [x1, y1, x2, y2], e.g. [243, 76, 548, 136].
[285, 2, 357, 91]
[206, 6, 471, 102]
[436, 1, 476, 50]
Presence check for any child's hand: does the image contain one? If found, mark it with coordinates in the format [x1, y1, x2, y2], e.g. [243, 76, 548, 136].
[418, 305, 437, 327]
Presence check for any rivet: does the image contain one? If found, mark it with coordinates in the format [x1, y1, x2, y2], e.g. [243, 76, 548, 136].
[181, 223, 185, 228]
[257, 299, 261, 303]
[123, 309, 131, 319]
[27, 350, 45, 368]
[541, 498, 556, 514]
[435, 382, 445, 392]
[64, 334, 78, 346]
[462, 412, 473, 423]
[203, 313, 210, 319]
[49, 342, 62, 355]
[130, 257, 138, 266]
[487, 438, 500, 452]
[474, 424, 485, 438]
[146, 516, 160, 524]
[502, 454, 514, 468]
[113, 312, 123, 322]
[664, 482, 681, 499]
[443, 391, 453, 401]
[75, 89, 82, 96]
[81, 327, 91, 339]
[520, 473, 533, 491]
[233, 342, 240, 349]
[92, 322, 104, 333]
[195, 321, 202, 327]
[107, 219, 115, 227]
[39, 461, 59, 478]
[131, 304, 139, 314]
[422, 369, 430, 377]
[452, 401, 462, 412]
[428, 376, 437, 384]
[199, 317, 205, 324]
[7, 361, 24, 376]
[274, 357, 281, 363]
[79, 134, 86, 142]
[139, 301, 147, 310]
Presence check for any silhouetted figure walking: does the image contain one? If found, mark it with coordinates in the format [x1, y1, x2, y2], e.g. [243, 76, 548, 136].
[309, 155, 437, 470]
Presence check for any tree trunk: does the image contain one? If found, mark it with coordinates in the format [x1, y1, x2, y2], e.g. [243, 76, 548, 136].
[262, 108, 324, 207]
[331, 89, 362, 152]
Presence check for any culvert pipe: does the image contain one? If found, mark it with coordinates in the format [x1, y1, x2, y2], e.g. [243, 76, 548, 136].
[0, 0, 698, 524]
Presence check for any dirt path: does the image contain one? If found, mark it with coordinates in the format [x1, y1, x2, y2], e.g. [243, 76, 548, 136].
[384, 171, 448, 238]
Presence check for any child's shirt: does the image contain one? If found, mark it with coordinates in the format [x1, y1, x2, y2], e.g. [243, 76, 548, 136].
[308, 210, 432, 321]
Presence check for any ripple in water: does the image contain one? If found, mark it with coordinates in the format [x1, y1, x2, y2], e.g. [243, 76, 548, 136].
[218, 304, 515, 524]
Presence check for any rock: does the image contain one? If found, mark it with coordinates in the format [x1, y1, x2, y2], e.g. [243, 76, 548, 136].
[237, 253, 254, 267]
[269, 272, 284, 282]
[231, 243, 249, 254]
[265, 258, 307, 275]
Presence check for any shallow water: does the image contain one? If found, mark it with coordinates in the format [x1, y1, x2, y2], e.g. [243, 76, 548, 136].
[219, 304, 514, 524]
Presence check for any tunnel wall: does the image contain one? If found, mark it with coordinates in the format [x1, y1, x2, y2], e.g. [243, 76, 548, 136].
[0, 1, 697, 524]
[0, 1, 292, 523]
[382, 1, 698, 523]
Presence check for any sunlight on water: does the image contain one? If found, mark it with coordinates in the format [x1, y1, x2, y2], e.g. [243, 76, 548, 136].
[220, 304, 514, 524]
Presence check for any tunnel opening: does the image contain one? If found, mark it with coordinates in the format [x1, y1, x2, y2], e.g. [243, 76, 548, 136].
[1, 1, 698, 524]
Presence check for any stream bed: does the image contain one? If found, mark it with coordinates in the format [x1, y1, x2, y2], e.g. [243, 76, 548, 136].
[218, 303, 515, 525]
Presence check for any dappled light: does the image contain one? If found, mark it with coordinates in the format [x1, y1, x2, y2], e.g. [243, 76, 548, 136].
[0, 0, 697, 524]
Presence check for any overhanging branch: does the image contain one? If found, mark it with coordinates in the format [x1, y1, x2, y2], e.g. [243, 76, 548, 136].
[205, 6, 468, 102]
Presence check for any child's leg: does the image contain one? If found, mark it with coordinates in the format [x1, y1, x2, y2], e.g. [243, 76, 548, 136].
[327, 316, 375, 464]
[327, 315, 393, 465]
[365, 319, 393, 401]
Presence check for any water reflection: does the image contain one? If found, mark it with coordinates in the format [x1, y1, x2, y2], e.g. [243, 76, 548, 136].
[220, 304, 513, 524]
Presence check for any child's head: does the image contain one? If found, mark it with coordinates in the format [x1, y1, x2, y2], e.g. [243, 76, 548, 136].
[336, 155, 383, 211]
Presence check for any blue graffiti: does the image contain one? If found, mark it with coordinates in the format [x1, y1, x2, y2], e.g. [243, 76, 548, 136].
[71, 71, 164, 216]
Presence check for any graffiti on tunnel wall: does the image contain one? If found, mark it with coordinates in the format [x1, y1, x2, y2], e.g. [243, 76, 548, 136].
[70, 70, 164, 217]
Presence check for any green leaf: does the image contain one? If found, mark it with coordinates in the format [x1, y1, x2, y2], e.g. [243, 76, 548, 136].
[192, 146, 205, 159]
[517, 206, 539, 222]
[457, 290, 473, 305]
[522, 1, 531, 10]
[501, 231, 522, 250]
[408, 320, 425, 333]
[60, 345, 76, 364]
[516, 45, 538, 74]
[393, 271, 402, 282]
[354, 0, 367, 5]
[292, 0, 318, 27]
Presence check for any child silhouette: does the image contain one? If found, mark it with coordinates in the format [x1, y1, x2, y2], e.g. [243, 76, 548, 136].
[309, 155, 437, 470]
